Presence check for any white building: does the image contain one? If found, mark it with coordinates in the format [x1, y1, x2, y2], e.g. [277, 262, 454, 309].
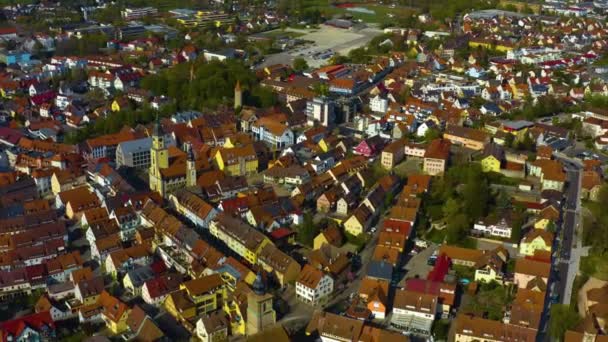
[391, 289, 438, 336]
[306, 97, 335, 127]
[296, 265, 334, 306]
[370, 94, 389, 114]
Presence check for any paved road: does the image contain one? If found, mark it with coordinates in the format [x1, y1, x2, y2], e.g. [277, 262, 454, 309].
[537, 154, 584, 341]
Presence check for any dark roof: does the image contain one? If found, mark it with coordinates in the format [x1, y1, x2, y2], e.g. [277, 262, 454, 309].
[365, 260, 393, 281]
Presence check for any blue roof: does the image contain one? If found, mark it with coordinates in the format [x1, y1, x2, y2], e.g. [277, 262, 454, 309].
[366, 260, 393, 281]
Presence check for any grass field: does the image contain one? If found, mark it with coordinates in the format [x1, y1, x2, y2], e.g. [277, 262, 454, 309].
[302, 0, 418, 23]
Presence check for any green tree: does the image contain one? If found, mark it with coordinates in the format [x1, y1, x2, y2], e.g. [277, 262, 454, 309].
[292, 57, 309, 72]
[296, 213, 319, 247]
[424, 127, 441, 143]
[549, 305, 582, 341]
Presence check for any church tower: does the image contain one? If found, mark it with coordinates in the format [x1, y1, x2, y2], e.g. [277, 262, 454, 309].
[149, 115, 169, 197]
[246, 272, 275, 336]
[185, 142, 196, 187]
[234, 80, 242, 110]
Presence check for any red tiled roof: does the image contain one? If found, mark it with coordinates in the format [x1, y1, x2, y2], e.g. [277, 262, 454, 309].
[0, 312, 54, 341]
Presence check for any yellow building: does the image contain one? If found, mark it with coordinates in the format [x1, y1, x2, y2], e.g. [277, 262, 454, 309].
[180, 274, 228, 316]
[313, 226, 343, 250]
[164, 289, 197, 322]
[469, 40, 514, 52]
[97, 291, 130, 334]
[343, 206, 372, 237]
[149, 118, 202, 197]
[519, 230, 553, 256]
[209, 215, 270, 265]
[534, 206, 560, 230]
[214, 144, 258, 177]
[481, 155, 501, 173]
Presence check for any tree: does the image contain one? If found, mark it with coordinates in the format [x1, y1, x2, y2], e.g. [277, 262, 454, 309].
[446, 214, 469, 244]
[424, 128, 441, 143]
[549, 305, 582, 341]
[292, 57, 309, 72]
[296, 213, 319, 247]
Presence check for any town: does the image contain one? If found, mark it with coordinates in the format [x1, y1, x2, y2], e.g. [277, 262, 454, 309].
[0, 0, 607, 341]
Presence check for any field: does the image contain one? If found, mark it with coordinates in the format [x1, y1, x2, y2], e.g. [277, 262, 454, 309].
[302, 1, 418, 23]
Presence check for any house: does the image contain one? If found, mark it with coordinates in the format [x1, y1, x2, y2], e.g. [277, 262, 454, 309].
[519, 229, 554, 256]
[305, 311, 364, 342]
[215, 145, 258, 177]
[141, 274, 182, 306]
[257, 244, 301, 286]
[534, 205, 560, 230]
[35, 295, 75, 321]
[443, 125, 490, 151]
[423, 139, 451, 176]
[55, 186, 101, 219]
[124, 305, 165, 342]
[195, 310, 229, 342]
[481, 143, 505, 173]
[251, 115, 295, 150]
[472, 212, 513, 239]
[358, 277, 389, 319]
[122, 266, 156, 296]
[313, 225, 343, 250]
[391, 288, 438, 336]
[179, 274, 227, 316]
[438, 245, 484, 267]
[343, 205, 373, 237]
[474, 250, 506, 284]
[74, 276, 105, 307]
[404, 278, 456, 318]
[453, 314, 537, 342]
[354, 135, 385, 158]
[91, 291, 131, 334]
[104, 244, 153, 276]
[514, 258, 550, 289]
[296, 264, 334, 306]
[380, 139, 406, 169]
[169, 190, 218, 229]
[0, 312, 55, 342]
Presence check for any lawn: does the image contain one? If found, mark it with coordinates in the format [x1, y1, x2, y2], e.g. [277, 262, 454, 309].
[393, 158, 423, 178]
[580, 254, 608, 281]
[301, 0, 417, 23]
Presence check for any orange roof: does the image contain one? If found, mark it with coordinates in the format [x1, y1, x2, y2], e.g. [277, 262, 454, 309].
[297, 264, 325, 289]
[424, 139, 451, 160]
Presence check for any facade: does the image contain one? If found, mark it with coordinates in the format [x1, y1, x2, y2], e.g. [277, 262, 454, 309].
[296, 265, 334, 306]
[306, 97, 335, 127]
[519, 230, 553, 256]
[391, 288, 438, 336]
[423, 139, 450, 176]
[215, 145, 258, 176]
[381, 139, 405, 169]
[116, 135, 175, 169]
[246, 274, 276, 336]
[149, 120, 200, 197]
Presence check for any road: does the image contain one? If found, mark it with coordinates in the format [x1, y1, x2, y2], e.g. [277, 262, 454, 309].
[537, 154, 583, 341]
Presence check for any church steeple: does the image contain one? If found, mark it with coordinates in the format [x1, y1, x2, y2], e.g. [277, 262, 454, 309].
[234, 80, 242, 110]
[185, 142, 196, 187]
[150, 114, 169, 197]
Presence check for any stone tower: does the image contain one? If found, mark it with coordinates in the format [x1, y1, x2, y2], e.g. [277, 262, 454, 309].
[149, 115, 168, 197]
[246, 272, 275, 336]
[185, 142, 196, 187]
[234, 80, 242, 110]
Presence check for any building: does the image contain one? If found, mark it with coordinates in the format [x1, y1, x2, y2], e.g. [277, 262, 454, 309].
[246, 273, 276, 336]
[519, 229, 554, 256]
[514, 258, 550, 289]
[196, 310, 229, 342]
[169, 189, 218, 230]
[250, 116, 294, 150]
[443, 125, 490, 151]
[180, 274, 227, 316]
[116, 135, 175, 169]
[423, 139, 451, 176]
[149, 119, 203, 197]
[121, 7, 158, 20]
[453, 314, 537, 342]
[296, 265, 334, 306]
[215, 145, 258, 177]
[481, 143, 505, 173]
[391, 288, 438, 336]
[380, 139, 406, 169]
[306, 97, 336, 127]
[234, 81, 242, 109]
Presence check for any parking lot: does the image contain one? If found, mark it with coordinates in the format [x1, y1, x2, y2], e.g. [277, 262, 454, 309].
[260, 25, 383, 68]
